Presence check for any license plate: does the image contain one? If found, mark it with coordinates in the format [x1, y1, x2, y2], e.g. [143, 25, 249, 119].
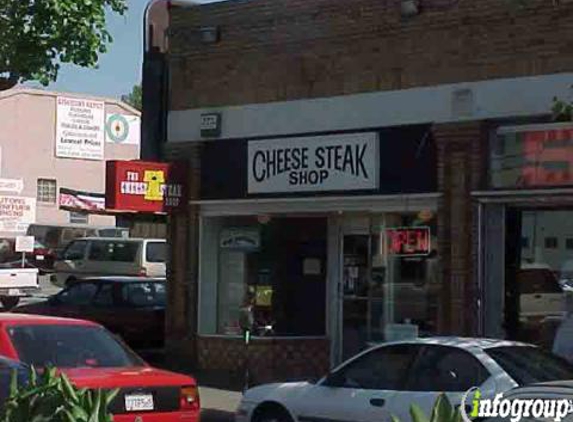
[124, 393, 154, 412]
[8, 289, 21, 296]
[35, 255, 45, 261]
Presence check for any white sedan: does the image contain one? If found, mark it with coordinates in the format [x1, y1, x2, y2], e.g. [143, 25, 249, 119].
[236, 337, 573, 422]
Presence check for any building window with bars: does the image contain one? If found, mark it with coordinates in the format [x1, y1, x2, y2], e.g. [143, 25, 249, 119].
[37, 179, 57, 204]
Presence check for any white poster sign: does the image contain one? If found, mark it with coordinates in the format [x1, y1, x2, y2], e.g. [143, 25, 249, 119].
[0, 179, 23, 194]
[105, 113, 141, 146]
[15, 236, 34, 253]
[0, 196, 36, 232]
[248, 133, 379, 194]
[56, 96, 105, 160]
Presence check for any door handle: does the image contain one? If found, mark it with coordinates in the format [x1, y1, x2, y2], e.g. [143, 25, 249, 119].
[370, 398, 385, 407]
[534, 294, 542, 299]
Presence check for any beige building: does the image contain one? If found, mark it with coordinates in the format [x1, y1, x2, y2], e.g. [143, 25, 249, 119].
[0, 88, 140, 239]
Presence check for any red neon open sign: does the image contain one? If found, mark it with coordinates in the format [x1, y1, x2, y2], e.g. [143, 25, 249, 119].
[386, 227, 431, 257]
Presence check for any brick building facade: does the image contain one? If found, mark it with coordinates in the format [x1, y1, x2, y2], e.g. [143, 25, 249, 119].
[154, 0, 573, 383]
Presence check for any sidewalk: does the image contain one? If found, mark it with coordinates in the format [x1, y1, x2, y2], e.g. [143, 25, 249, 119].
[200, 386, 242, 422]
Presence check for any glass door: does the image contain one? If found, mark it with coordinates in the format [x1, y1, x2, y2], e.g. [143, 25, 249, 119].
[341, 226, 371, 360]
[341, 212, 440, 361]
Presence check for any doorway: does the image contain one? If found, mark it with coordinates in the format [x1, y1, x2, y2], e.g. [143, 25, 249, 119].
[504, 208, 572, 349]
[340, 213, 440, 360]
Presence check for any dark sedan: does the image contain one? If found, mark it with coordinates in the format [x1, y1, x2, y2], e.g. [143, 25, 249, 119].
[12, 277, 166, 349]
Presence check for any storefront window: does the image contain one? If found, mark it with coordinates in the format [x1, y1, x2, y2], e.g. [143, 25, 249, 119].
[491, 125, 573, 189]
[506, 209, 573, 351]
[200, 216, 327, 337]
[341, 212, 440, 359]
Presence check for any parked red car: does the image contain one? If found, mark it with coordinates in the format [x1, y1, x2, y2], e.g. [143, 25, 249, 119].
[0, 314, 200, 422]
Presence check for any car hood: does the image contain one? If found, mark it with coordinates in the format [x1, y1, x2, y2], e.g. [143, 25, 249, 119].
[62, 366, 196, 389]
[243, 381, 312, 403]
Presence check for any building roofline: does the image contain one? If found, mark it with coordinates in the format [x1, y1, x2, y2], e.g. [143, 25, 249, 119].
[0, 87, 141, 116]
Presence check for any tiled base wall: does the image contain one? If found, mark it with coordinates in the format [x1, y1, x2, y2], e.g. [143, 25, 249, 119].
[197, 336, 330, 385]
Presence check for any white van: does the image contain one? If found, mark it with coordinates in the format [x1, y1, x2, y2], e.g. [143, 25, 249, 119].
[27, 224, 129, 250]
[53, 238, 166, 287]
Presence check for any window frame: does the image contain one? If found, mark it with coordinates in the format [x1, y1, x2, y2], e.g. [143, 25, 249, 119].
[485, 346, 573, 386]
[7, 325, 144, 368]
[37, 179, 57, 204]
[87, 240, 140, 263]
[91, 283, 117, 308]
[120, 281, 166, 308]
[145, 241, 166, 263]
[405, 345, 490, 392]
[322, 344, 423, 391]
[56, 282, 99, 306]
[544, 236, 558, 249]
[62, 240, 87, 261]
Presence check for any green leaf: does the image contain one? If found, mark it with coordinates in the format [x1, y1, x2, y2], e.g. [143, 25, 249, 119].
[30, 366, 38, 387]
[452, 407, 463, 422]
[431, 394, 454, 422]
[60, 373, 79, 404]
[410, 404, 430, 422]
[88, 389, 102, 422]
[8, 369, 18, 397]
[105, 388, 119, 406]
[0, 367, 114, 422]
[121, 84, 142, 110]
[0, 0, 128, 89]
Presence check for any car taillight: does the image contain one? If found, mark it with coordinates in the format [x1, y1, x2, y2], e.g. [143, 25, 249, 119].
[180, 385, 200, 411]
[139, 267, 148, 277]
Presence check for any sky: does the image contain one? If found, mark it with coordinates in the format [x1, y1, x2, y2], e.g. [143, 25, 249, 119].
[42, 0, 219, 100]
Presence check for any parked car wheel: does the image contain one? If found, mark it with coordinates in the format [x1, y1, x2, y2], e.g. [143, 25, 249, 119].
[254, 405, 293, 422]
[0, 297, 19, 311]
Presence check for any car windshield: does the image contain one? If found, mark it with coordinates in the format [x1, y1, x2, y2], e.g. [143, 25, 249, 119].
[88, 241, 139, 262]
[34, 240, 47, 249]
[146, 242, 166, 263]
[486, 346, 573, 385]
[122, 282, 166, 307]
[8, 324, 144, 368]
[518, 269, 562, 294]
